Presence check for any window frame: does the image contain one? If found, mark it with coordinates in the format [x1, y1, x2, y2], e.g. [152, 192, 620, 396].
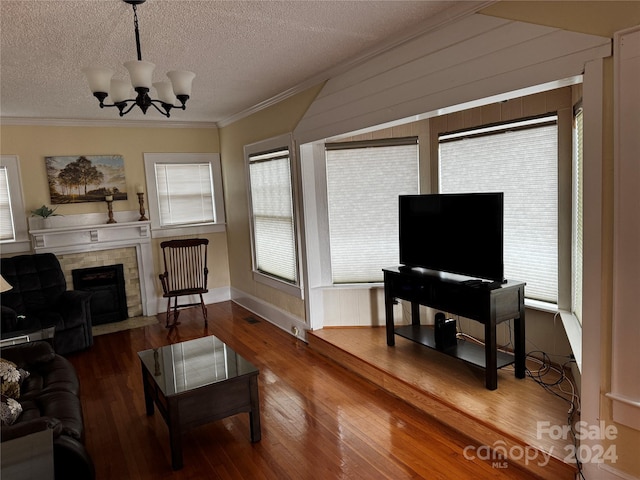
[143, 153, 225, 239]
[0, 155, 30, 254]
[244, 134, 303, 298]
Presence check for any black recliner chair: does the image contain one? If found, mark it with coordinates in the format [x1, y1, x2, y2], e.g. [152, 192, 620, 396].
[1, 253, 93, 355]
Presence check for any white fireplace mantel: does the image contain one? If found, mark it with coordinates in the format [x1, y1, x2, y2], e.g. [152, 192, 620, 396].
[29, 211, 157, 316]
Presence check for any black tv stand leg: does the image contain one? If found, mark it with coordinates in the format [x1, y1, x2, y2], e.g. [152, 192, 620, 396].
[514, 314, 526, 379]
[385, 288, 395, 346]
[485, 321, 498, 390]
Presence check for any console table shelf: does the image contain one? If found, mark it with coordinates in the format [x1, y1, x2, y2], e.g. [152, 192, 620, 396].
[384, 266, 526, 390]
[394, 325, 516, 370]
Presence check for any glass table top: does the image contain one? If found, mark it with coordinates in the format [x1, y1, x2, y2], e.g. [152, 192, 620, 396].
[138, 335, 258, 396]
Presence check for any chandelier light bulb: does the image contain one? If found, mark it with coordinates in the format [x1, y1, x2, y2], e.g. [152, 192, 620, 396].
[167, 70, 196, 97]
[82, 67, 114, 95]
[110, 79, 133, 104]
[153, 81, 177, 105]
[124, 60, 155, 89]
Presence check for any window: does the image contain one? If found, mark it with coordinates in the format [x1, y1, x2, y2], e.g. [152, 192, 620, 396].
[155, 163, 215, 226]
[325, 138, 419, 283]
[245, 134, 301, 296]
[143, 153, 225, 238]
[439, 116, 558, 303]
[0, 165, 15, 241]
[0, 155, 29, 253]
[572, 107, 584, 323]
[248, 148, 297, 283]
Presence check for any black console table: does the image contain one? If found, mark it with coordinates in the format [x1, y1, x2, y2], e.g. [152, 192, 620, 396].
[383, 266, 526, 390]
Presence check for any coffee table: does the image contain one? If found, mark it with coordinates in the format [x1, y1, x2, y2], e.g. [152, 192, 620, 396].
[138, 335, 261, 470]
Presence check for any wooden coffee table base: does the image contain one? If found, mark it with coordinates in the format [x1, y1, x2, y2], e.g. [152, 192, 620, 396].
[141, 365, 261, 470]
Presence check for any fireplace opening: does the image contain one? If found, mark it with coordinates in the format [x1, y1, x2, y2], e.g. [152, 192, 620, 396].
[72, 264, 128, 325]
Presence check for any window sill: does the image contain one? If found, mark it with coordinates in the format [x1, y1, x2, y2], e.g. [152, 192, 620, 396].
[328, 282, 384, 290]
[513, 300, 582, 372]
[524, 298, 558, 314]
[150, 223, 226, 239]
[0, 239, 31, 254]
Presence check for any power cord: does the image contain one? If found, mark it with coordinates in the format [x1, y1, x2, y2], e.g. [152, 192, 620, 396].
[453, 317, 585, 479]
[525, 351, 584, 480]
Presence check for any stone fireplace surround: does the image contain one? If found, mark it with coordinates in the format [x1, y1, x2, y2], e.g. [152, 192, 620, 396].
[29, 211, 157, 317]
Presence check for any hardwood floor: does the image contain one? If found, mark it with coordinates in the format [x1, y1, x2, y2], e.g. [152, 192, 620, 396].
[308, 328, 577, 480]
[68, 301, 546, 479]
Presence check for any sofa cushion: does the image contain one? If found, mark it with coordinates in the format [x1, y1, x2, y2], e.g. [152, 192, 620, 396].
[38, 391, 84, 441]
[14, 398, 38, 421]
[19, 355, 80, 400]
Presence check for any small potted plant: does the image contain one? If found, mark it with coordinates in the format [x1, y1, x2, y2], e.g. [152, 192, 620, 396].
[31, 205, 61, 228]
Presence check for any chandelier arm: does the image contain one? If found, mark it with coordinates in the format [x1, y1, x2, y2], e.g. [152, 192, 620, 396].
[150, 99, 186, 110]
[118, 101, 140, 117]
[93, 94, 182, 118]
[147, 100, 172, 118]
[92, 93, 137, 110]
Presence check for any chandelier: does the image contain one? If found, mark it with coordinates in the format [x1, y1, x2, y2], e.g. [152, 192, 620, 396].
[82, 0, 195, 118]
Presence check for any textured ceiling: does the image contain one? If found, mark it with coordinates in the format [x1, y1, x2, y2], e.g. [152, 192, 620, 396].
[0, 0, 484, 125]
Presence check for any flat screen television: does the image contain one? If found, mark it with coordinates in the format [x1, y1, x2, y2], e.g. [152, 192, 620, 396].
[399, 193, 504, 283]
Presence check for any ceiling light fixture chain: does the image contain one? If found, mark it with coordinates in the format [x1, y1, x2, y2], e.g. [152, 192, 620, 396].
[132, 2, 143, 62]
[82, 0, 195, 118]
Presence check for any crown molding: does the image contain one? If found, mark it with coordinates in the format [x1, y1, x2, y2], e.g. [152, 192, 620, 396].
[216, 79, 327, 128]
[0, 116, 218, 129]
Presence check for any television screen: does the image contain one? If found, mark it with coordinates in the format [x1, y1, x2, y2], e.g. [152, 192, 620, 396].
[399, 193, 504, 283]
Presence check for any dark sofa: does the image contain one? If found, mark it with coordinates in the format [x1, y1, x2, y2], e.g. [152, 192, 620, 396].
[1, 253, 93, 355]
[0, 341, 95, 479]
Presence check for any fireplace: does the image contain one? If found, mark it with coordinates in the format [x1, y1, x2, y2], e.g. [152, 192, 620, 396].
[72, 264, 128, 325]
[29, 211, 156, 316]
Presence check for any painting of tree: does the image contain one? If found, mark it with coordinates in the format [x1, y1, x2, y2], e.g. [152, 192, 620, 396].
[45, 155, 127, 203]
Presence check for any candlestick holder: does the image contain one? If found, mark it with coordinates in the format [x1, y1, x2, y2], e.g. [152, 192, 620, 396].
[137, 192, 148, 221]
[106, 199, 117, 224]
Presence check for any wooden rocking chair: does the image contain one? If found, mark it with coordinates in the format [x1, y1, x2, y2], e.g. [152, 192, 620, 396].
[159, 238, 209, 328]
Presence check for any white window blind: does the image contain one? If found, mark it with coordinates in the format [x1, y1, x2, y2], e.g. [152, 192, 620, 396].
[439, 117, 558, 303]
[248, 148, 297, 283]
[573, 108, 584, 323]
[326, 140, 419, 283]
[154, 163, 215, 226]
[0, 166, 16, 241]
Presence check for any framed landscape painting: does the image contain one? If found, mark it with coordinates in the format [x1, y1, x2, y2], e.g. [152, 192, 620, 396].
[45, 155, 127, 204]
